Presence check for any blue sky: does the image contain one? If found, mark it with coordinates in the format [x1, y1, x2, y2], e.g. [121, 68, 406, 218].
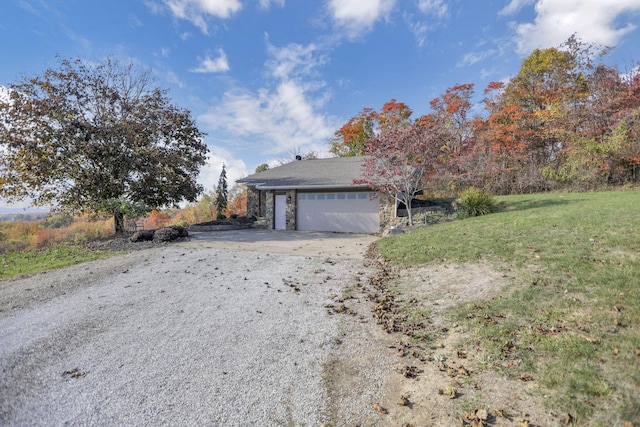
[2, 0, 640, 209]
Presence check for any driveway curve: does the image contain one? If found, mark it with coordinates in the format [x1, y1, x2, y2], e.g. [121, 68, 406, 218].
[0, 231, 397, 426]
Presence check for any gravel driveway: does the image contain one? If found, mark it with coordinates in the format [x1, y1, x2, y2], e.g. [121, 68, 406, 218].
[0, 231, 396, 426]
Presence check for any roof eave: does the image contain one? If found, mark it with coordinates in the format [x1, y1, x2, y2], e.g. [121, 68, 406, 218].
[246, 183, 372, 191]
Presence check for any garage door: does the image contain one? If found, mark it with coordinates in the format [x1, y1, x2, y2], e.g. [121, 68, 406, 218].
[297, 191, 379, 233]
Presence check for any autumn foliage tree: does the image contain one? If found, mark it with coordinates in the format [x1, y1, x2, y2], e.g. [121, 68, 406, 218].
[330, 99, 413, 156]
[357, 115, 444, 225]
[336, 35, 639, 198]
[467, 35, 639, 192]
[0, 57, 208, 233]
[226, 184, 247, 217]
[143, 210, 171, 229]
[329, 107, 376, 156]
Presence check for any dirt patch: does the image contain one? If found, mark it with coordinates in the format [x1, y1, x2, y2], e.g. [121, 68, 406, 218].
[349, 246, 555, 426]
[393, 263, 510, 322]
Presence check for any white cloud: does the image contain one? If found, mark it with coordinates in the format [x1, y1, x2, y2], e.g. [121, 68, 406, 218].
[191, 49, 230, 73]
[202, 81, 335, 155]
[327, 0, 397, 39]
[457, 49, 499, 67]
[417, 0, 447, 17]
[163, 0, 242, 33]
[128, 14, 143, 28]
[499, 0, 535, 16]
[200, 42, 337, 157]
[143, 0, 165, 15]
[620, 65, 640, 82]
[513, 0, 640, 54]
[198, 146, 248, 191]
[404, 0, 449, 47]
[257, 0, 285, 9]
[0, 85, 9, 102]
[165, 70, 185, 88]
[404, 15, 429, 47]
[265, 41, 324, 79]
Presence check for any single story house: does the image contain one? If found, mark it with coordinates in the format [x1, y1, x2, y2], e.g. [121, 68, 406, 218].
[238, 156, 395, 234]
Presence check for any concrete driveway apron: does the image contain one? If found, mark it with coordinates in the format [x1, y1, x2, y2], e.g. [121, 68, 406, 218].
[180, 229, 379, 259]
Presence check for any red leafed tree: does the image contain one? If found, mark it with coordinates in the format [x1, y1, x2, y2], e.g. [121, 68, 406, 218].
[426, 84, 477, 190]
[356, 118, 443, 225]
[429, 83, 475, 155]
[377, 99, 413, 132]
[472, 104, 533, 193]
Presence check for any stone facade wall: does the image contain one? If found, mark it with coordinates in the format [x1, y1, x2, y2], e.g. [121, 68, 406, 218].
[285, 189, 297, 231]
[378, 193, 397, 231]
[259, 191, 267, 217]
[246, 187, 260, 218]
[265, 191, 275, 229]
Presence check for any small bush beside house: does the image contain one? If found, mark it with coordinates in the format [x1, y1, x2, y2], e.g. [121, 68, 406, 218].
[454, 188, 497, 219]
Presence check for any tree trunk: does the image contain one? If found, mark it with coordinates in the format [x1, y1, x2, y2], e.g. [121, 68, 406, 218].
[114, 212, 125, 234]
[406, 198, 414, 226]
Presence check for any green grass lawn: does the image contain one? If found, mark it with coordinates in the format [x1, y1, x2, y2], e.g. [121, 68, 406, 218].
[377, 190, 640, 425]
[0, 246, 126, 280]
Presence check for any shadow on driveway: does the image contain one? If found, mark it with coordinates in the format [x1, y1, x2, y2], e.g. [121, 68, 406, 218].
[180, 229, 379, 259]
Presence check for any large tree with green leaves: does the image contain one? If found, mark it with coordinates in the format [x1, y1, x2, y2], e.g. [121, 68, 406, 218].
[0, 57, 208, 233]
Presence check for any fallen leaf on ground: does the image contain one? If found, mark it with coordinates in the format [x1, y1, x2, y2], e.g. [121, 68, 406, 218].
[398, 365, 420, 378]
[559, 413, 574, 425]
[62, 368, 88, 379]
[458, 365, 470, 376]
[438, 385, 457, 399]
[493, 407, 510, 418]
[370, 402, 388, 414]
[519, 373, 534, 382]
[460, 408, 490, 427]
[475, 409, 489, 420]
[397, 395, 410, 406]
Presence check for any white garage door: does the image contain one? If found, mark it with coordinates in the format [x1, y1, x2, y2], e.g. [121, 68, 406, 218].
[297, 191, 379, 233]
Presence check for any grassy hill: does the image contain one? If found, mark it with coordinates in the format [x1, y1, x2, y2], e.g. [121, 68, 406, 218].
[376, 190, 639, 425]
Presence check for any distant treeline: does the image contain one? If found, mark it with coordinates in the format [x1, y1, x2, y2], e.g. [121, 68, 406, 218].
[0, 213, 49, 222]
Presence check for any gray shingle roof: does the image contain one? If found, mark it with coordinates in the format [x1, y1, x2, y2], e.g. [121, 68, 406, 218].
[238, 156, 370, 190]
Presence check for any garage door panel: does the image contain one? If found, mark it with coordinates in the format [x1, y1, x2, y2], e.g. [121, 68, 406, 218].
[297, 192, 379, 233]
